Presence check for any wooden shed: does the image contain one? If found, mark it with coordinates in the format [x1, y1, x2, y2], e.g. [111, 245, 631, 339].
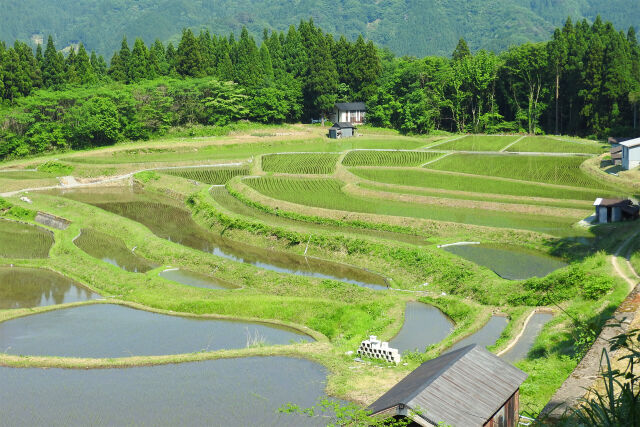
[367, 344, 527, 427]
[328, 122, 356, 139]
[593, 198, 639, 223]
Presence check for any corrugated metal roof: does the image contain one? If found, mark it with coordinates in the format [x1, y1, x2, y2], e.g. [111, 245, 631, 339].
[335, 102, 366, 110]
[368, 345, 527, 427]
[620, 137, 640, 148]
[330, 122, 356, 129]
[594, 198, 630, 207]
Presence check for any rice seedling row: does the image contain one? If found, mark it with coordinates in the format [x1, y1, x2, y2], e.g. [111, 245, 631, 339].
[162, 167, 249, 185]
[244, 177, 582, 236]
[342, 150, 442, 167]
[425, 153, 614, 189]
[435, 135, 520, 151]
[261, 153, 340, 174]
[0, 220, 54, 259]
[506, 136, 606, 154]
[348, 167, 618, 200]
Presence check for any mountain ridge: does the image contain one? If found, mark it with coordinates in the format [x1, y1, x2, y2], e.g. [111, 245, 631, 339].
[3, 0, 639, 57]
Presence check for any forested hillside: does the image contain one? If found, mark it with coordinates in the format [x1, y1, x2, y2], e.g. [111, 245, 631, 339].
[3, 0, 640, 57]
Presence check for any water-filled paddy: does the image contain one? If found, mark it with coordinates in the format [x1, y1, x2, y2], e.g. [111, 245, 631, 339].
[74, 228, 157, 273]
[0, 267, 98, 309]
[502, 313, 553, 363]
[389, 302, 454, 353]
[0, 304, 311, 358]
[0, 219, 54, 259]
[448, 316, 508, 352]
[0, 357, 329, 426]
[159, 268, 238, 290]
[53, 188, 387, 289]
[442, 243, 567, 280]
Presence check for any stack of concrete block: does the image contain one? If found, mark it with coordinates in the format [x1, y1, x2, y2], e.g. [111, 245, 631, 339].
[357, 335, 401, 364]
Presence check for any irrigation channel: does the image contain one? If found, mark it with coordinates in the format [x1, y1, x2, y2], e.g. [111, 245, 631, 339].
[501, 313, 554, 363]
[447, 316, 509, 352]
[0, 304, 311, 358]
[0, 357, 330, 426]
[389, 302, 454, 354]
[441, 243, 567, 280]
[0, 266, 99, 309]
[49, 187, 388, 289]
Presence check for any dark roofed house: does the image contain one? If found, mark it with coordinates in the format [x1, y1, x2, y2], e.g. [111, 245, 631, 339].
[328, 122, 356, 139]
[593, 198, 639, 223]
[334, 102, 366, 125]
[368, 345, 527, 427]
[608, 136, 632, 147]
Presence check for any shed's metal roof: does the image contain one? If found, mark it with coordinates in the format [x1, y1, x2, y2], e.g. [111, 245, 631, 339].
[620, 137, 640, 148]
[330, 122, 356, 129]
[593, 198, 630, 207]
[368, 345, 527, 427]
[335, 102, 366, 110]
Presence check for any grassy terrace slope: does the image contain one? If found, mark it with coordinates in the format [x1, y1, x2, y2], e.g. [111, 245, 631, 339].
[506, 136, 606, 154]
[262, 153, 340, 174]
[434, 135, 519, 151]
[244, 177, 581, 236]
[342, 150, 442, 167]
[425, 153, 615, 189]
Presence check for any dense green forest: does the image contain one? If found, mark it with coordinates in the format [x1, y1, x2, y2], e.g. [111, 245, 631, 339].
[0, 17, 639, 159]
[3, 0, 640, 57]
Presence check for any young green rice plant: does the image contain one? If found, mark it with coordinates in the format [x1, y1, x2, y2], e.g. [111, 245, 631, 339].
[506, 136, 606, 154]
[244, 177, 583, 236]
[261, 153, 340, 174]
[349, 168, 619, 200]
[342, 150, 442, 167]
[0, 219, 54, 259]
[162, 167, 250, 185]
[74, 228, 157, 273]
[425, 153, 614, 189]
[435, 135, 520, 151]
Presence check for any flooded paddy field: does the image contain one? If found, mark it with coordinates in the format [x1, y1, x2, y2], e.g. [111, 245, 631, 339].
[389, 302, 454, 353]
[52, 188, 387, 289]
[74, 228, 157, 273]
[447, 316, 509, 352]
[501, 313, 553, 363]
[0, 304, 311, 358]
[0, 219, 54, 259]
[159, 268, 238, 290]
[442, 243, 567, 280]
[0, 266, 98, 309]
[0, 357, 329, 426]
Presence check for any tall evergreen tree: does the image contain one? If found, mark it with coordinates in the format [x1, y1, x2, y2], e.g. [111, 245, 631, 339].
[215, 37, 234, 81]
[149, 39, 168, 77]
[118, 37, 132, 82]
[42, 35, 64, 88]
[234, 27, 263, 86]
[130, 38, 149, 82]
[304, 32, 338, 122]
[75, 43, 95, 84]
[452, 38, 471, 61]
[176, 29, 203, 77]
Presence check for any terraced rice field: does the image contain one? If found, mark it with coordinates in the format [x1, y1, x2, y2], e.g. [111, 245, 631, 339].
[342, 150, 442, 167]
[506, 136, 606, 154]
[244, 177, 581, 235]
[0, 170, 56, 180]
[261, 153, 340, 174]
[74, 228, 157, 272]
[349, 167, 619, 200]
[425, 153, 613, 189]
[435, 135, 519, 151]
[0, 219, 54, 258]
[162, 166, 249, 184]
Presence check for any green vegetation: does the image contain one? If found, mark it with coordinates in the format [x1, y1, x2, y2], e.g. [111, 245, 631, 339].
[435, 135, 518, 151]
[342, 150, 442, 167]
[0, 219, 54, 258]
[162, 166, 249, 184]
[244, 176, 581, 236]
[134, 170, 161, 183]
[349, 167, 614, 200]
[261, 153, 340, 174]
[425, 153, 615, 189]
[37, 161, 74, 175]
[506, 136, 606, 154]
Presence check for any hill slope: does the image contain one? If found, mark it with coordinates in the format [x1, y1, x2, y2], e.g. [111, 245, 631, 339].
[3, 0, 640, 56]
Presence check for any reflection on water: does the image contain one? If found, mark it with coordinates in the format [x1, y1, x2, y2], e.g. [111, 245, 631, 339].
[0, 304, 312, 358]
[447, 316, 509, 352]
[159, 268, 238, 290]
[74, 228, 157, 273]
[389, 302, 454, 353]
[0, 219, 54, 259]
[52, 187, 387, 289]
[442, 243, 567, 280]
[501, 313, 553, 363]
[0, 357, 330, 426]
[0, 267, 98, 309]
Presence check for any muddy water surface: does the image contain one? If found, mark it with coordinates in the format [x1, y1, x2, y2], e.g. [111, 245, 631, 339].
[389, 302, 454, 353]
[0, 267, 98, 309]
[502, 313, 553, 362]
[159, 268, 238, 290]
[448, 316, 509, 352]
[0, 304, 311, 358]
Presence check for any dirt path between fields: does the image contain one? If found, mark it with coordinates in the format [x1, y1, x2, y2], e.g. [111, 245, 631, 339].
[541, 231, 640, 419]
